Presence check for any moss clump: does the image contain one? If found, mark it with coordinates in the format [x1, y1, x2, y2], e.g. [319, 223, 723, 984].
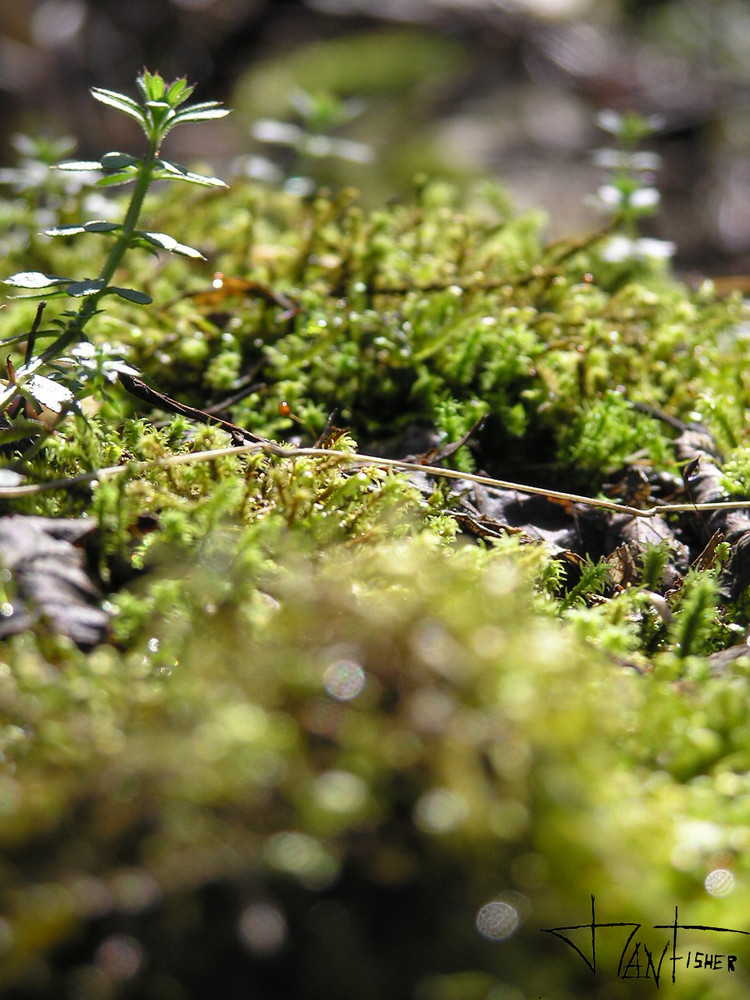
[11, 177, 743, 485]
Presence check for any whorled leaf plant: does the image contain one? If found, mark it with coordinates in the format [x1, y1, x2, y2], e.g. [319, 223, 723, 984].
[1, 69, 229, 422]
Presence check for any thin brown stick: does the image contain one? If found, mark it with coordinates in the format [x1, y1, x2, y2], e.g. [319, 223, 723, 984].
[1, 440, 750, 520]
[117, 371, 268, 444]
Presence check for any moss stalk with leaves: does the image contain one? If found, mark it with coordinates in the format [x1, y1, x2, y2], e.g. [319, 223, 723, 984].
[1, 70, 228, 418]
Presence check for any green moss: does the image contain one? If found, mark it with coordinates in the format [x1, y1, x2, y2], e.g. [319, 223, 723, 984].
[27, 177, 733, 493]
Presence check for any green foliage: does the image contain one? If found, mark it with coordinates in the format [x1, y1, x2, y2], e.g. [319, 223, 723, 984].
[640, 538, 672, 590]
[590, 109, 675, 269]
[556, 555, 612, 612]
[74, 175, 739, 492]
[246, 88, 373, 196]
[669, 571, 724, 659]
[0, 70, 229, 433]
[721, 443, 750, 496]
[560, 389, 670, 478]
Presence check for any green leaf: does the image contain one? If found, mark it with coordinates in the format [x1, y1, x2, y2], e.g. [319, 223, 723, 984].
[1, 419, 55, 445]
[96, 170, 138, 188]
[4, 271, 71, 289]
[137, 71, 166, 103]
[20, 374, 75, 414]
[55, 160, 103, 172]
[85, 221, 122, 232]
[109, 287, 153, 305]
[91, 87, 147, 127]
[175, 100, 225, 115]
[138, 231, 205, 259]
[155, 159, 227, 188]
[44, 221, 121, 237]
[101, 151, 141, 170]
[66, 279, 106, 297]
[44, 225, 88, 237]
[5, 289, 71, 302]
[171, 104, 229, 126]
[166, 77, 194, 107]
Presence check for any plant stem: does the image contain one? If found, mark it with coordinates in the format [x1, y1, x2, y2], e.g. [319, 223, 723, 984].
[101, 140, 159, 284]
[0, 147, 159, 419]
[36, 138, 160, 367]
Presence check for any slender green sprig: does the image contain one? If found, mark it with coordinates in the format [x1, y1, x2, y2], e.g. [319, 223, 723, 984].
[246, 88, 373, 196]
[588, 109, 675, 264]
[1, 70, 229, 417]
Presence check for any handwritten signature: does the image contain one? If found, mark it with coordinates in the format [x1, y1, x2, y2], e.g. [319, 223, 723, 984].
[541, 895, 748, 987]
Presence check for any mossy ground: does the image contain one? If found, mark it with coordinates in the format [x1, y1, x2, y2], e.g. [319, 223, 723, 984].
[2, 173, 750, 999]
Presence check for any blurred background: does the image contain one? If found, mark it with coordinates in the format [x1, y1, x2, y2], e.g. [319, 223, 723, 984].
[3, 0, 750, 277]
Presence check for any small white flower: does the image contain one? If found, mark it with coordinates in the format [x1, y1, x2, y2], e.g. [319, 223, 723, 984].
[595, 109, 625, 135]
[600, 235, 675, 262]
[630, 187, 660, 209]
[634, 237, 675, 259]
[596, 184, 624, 207]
